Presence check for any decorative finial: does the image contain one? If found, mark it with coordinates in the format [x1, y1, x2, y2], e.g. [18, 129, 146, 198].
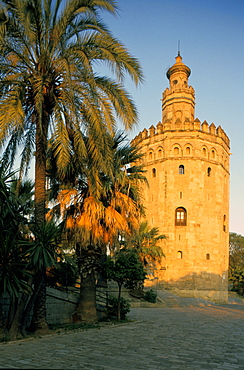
[178, 40, 181, 56]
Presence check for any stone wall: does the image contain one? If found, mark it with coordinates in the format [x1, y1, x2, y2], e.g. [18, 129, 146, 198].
[46, 287, 79, 325]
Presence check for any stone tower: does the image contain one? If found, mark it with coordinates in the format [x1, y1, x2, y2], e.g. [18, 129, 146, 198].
[133, 54, 230, 303]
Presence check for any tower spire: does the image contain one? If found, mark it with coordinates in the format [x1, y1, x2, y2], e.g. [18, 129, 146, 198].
[178, 40, 181, 56]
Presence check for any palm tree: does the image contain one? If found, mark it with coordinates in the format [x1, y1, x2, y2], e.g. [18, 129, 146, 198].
[0, 0, 142, 329]
[0, 162, 61, 340]
[123, 221, 165, 272]
[47, 131, 147, 321]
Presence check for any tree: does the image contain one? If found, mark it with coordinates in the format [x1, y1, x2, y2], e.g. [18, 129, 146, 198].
[47, 131, 147, 322]
[0, 0, 143, 330]
[0, 165, 32, 340]
[229, 232, 244, 295]
[122, 221, 165, 273]
[0, 165, 30, 302]
[104, 250, 146, 320]
[0, 162, 62, 340]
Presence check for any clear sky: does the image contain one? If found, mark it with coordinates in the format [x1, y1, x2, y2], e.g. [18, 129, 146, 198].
[100, 0, 244, 236]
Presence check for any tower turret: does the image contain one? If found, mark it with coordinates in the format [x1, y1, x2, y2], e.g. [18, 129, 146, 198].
[162, 54, 195, 129]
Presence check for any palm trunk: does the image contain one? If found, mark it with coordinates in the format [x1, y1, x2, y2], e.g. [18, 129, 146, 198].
[31, 117, 48, 331]
[73, 271, 98, 323]
[34, 118, 47, 226]
[30, 272, 48, 332]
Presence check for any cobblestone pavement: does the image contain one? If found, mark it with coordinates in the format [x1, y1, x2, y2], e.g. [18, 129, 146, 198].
[1, 303, 244, 369]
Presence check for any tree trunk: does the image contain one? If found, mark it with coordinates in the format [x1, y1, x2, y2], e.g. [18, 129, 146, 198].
[35, 117, 47, 226]
[29, 272, 49, 332]
[73, 271, 98, 323]
[32, 117, 49, 332]
[117, 283, 122, 321]
[8, 294, 28, 341]
[21, 272, 44, 333]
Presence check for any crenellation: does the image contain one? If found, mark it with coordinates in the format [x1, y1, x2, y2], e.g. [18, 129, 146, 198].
[149, 125, 156, 137]
[194, 118, 201, 130]
[136, 118, 229, 150]
[141, 128, 148, 139]
[209, 122, 216, 135]
[201, 120, 209, 133]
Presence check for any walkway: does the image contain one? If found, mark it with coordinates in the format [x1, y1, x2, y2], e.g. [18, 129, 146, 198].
[1, 297, 244, 369]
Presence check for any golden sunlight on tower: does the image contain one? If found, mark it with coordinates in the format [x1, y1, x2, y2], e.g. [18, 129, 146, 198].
[133, 54, 230, 303]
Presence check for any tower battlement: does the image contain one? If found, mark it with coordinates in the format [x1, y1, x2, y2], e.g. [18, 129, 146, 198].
[133, 119, 230, 149]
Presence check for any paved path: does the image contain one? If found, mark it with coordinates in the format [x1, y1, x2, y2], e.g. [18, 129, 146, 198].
[1, 302, 244, 369]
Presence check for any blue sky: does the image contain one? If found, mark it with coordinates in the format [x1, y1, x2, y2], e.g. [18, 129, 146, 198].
[100, 0, 244, 236]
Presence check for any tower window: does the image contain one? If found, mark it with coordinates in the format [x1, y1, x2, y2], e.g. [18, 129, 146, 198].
[152, 168, 156, 178]
[202, 148, 207, 157]
[186, 147, 191, 155]
[207, 167, 211, 176]
[211, 150, 215, 159]
[174, 147, 179, 155]
[158, 149, 162, 158]
[175, 207, 187, 226]
[179, 165, 184, 174]
[206, 253, 210, 260]
[173, 80, 178, 85]
[177, 251, 183, 259]
[180, 191, 183, 199]
[149, 152, 153, 160]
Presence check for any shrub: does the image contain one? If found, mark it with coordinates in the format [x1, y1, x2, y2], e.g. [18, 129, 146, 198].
[144, 289, 157, 303]
[107, 296, 130, 320]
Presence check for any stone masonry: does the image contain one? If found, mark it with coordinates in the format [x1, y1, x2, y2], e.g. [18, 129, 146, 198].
[133, 54, 230, 303]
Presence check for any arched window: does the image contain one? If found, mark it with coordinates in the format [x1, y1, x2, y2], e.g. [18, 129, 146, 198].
[158, 149, 162, 158]
[211, 150, 215, 159]
[174, 147, 179, 155]
[152, 168, 156, 178]
[149, 151, 153, 160]
[207, 167, 211, 177]
[177, 251, 183, 259]
[179, 165, 184, 174]
[186, 146, 191, 155]
[202, 147, 207, 157]
[175, 207, 187, 226]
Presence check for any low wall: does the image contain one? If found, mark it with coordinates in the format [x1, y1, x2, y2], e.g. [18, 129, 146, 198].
[0, 286, 108, 326]
[46, 287, 79, 325]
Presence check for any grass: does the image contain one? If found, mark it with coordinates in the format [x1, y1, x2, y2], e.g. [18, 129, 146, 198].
[49, 321, 100, 332]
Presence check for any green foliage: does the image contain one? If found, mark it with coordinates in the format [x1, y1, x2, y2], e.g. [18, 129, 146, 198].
[229, 232, 244, 295]
[0, 164, 31, 297]
[107, 296, 131, 320]
[0, 234, 31, 298]
[105, 250, 146, 289]
[122, 221, 165, 269]
[144, 289, 157, 303]
[22, 221, 61, 272]
[104, 250, 145, 320]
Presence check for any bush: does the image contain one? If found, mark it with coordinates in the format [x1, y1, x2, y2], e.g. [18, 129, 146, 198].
[107, 296, 130, 320]
[144, 289, 157, 303]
